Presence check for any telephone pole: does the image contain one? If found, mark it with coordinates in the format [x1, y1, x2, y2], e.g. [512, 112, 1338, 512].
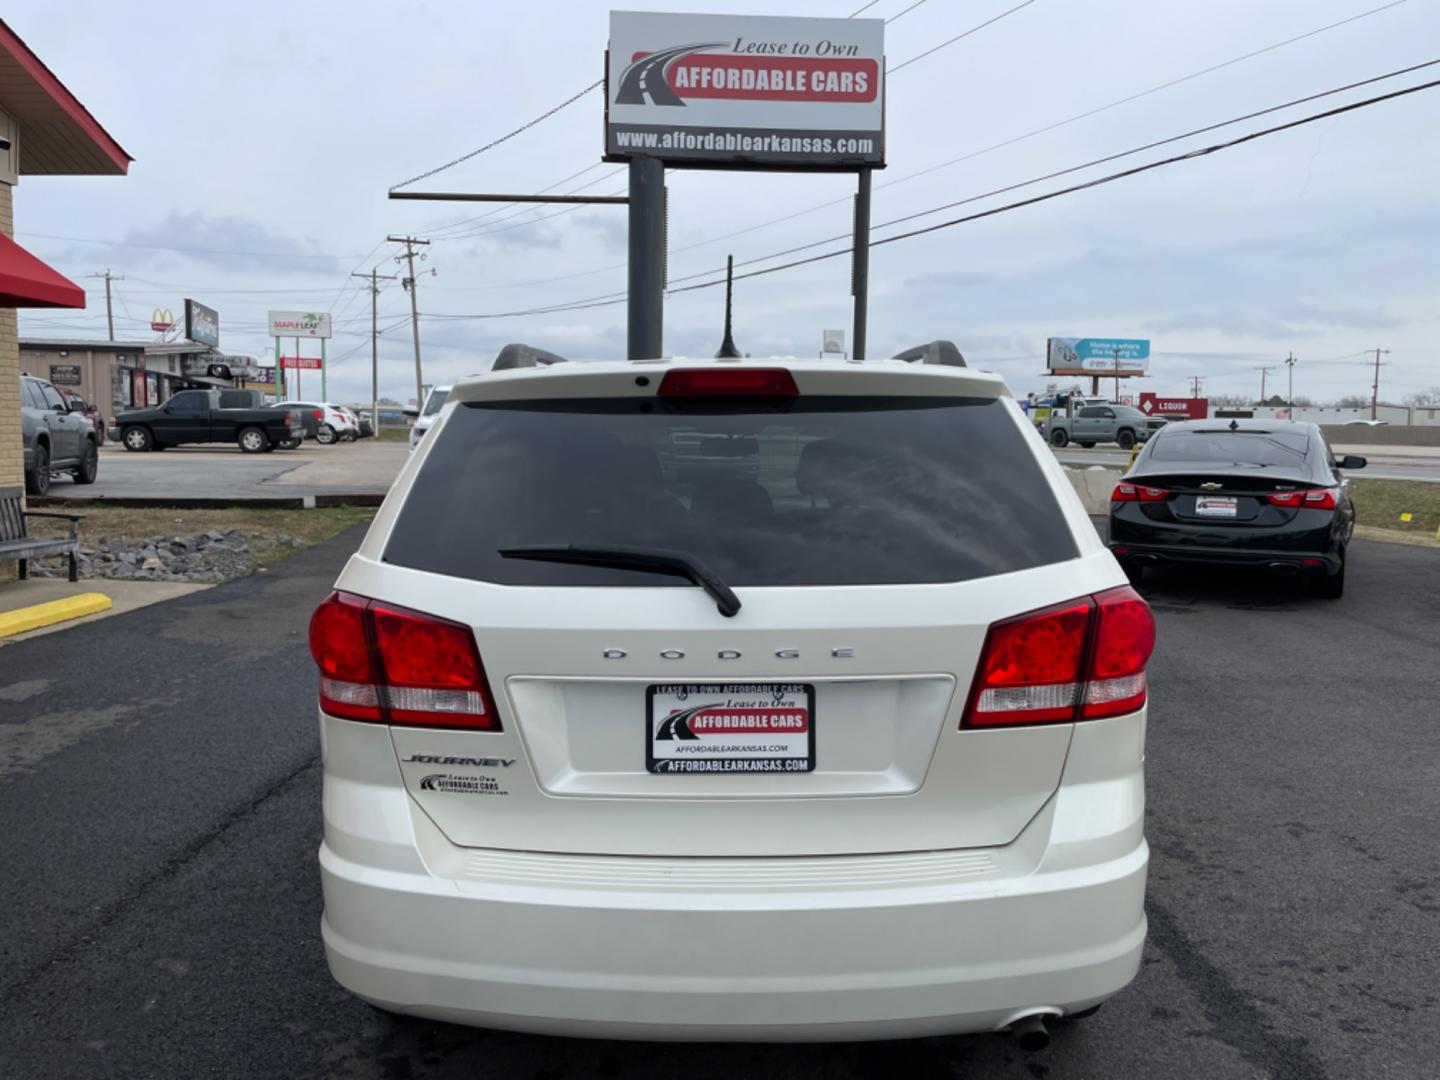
[1188, 375, 1204, 397]
[1369, 347, 1390, 420]
[387, 235, 432, 409]
[85, 269, 123, 340]
[1254, 365, 1277, 405]
[1284, 352, 1298, 414]
[353, 267, 398, 439]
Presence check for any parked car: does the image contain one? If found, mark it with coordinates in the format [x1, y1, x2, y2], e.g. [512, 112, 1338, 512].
[116, 389, 302, 453]
[1342, 419, 1389, 427]
[20, 374, 101, 495]
[1044, 403, 1166, 449]
[1109, 419, 1362, 597]
[406, 383, 451, 451]
[309, 343, 1155, 1045]
[56, 388, 105, 441]
[352, 409, 375, 438]
[275, 401, 357, 446]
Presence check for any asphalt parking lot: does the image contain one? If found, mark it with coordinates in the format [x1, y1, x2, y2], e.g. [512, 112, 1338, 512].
[1, 528, 1437, 1079]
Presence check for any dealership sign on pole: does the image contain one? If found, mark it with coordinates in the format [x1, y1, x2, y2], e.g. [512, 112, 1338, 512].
[267, 310, 333, 339]
[605, 11, 884, 170]
[1046, 337, 1151, 375]
[184, 299, 220, 348]
[280, 355, 323, 370]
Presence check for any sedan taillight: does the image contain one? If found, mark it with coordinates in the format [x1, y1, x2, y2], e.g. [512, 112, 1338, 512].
[1112, 483, 1168, 503]
[308, 591, 500, 730]
[1267, 488, 1337, 510]
[963, 587, 1155, 728]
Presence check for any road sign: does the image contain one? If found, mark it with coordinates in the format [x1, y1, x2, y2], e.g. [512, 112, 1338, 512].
[606, 11, 884, 170]
[1047, 337, 1151, 374]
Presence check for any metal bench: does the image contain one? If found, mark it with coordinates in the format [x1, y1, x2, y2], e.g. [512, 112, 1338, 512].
[0, 484, 83, 582]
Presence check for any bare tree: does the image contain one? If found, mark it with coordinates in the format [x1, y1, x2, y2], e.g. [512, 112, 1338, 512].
[1403, 386, 1440, 407]
[1333, 395, 1370, 409]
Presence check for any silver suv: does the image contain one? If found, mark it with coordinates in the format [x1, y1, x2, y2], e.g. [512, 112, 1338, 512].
[20, 374, 100, 496]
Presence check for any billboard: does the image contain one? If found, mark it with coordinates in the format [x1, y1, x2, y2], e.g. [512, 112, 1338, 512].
[1047, 337, 1150, 375]
[606, 11, 884, 170]
[184, 299, 219, 348]
[268, 310, 333, 339]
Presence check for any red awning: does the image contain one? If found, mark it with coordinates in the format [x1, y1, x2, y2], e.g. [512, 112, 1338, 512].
[0, 233, 84, 307]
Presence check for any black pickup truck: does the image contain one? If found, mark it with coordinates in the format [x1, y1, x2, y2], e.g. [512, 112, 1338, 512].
[116, 389, 302, 453]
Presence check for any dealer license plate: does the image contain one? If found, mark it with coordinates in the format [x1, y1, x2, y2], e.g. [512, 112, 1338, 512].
[1194, 496, 1238, 517]
[646, 683, 816, 774]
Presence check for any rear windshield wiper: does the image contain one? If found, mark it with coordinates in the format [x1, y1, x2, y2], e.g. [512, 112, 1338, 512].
[499, 544, 741, 618]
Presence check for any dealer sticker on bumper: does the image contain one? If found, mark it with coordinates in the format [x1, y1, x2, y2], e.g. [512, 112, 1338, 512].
[646, 683, 816, 774]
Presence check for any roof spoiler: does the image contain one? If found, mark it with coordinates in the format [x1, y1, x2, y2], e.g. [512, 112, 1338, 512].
[894, 340, 966, 368]
[493, 343, 569, 371]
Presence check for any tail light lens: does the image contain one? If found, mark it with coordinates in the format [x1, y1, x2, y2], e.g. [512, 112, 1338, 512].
[964, 586, 1155, 727]
[313, 409, 324, 422]
[658, 368, 799, 397]
[1112, 483, 1167, 503]
[308, 592, 500, 730]
[1267, 488, 1337, 510]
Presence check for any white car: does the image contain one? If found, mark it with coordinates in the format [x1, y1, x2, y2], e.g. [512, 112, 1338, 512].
[408, 384, 452, 451]
[309, 343, 1153, 1047]
[276, 400, 357, 446]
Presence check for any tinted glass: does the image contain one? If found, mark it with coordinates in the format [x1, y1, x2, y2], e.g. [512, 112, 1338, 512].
[422, 388, 450, 416]
[385, 396, 1077, 588]
[1078, 407, 1103, 418]
[39, 383, 66, 410]
[167, 391, 208, 415]
[22, 380, 46, 409]
[1150, 430, 1312, 468]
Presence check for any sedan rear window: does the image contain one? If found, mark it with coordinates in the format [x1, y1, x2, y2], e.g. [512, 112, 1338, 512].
[384, 395, 1077, 587]
[1150, 430, 1311, 467]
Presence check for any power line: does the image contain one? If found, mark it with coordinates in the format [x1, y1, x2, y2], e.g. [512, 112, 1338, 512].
[19, 232, 361, 261]
[389, 79, 603, 192]
[887, 0, 1037, 73]
[847, 1, 882, 15]
[527, 74, 1440, 313]
[885, 0, 930, 24]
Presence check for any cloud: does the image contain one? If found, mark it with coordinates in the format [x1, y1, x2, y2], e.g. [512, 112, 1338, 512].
[121, 211, 344, 276]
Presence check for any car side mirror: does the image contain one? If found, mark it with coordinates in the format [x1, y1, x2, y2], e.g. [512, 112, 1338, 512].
[1339, 455, 1366, 470]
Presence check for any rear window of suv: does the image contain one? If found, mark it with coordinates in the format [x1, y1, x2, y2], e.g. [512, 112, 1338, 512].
[384, 395, 1077, 587]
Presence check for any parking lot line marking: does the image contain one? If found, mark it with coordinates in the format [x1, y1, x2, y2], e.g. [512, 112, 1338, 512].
[0, 593, 113, 639]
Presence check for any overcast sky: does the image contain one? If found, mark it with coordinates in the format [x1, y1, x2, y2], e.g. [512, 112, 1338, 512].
[10, 0, 1440, 405]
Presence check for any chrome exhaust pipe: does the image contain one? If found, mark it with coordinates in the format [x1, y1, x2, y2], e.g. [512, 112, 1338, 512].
[1010, 1012, 1051, 1052]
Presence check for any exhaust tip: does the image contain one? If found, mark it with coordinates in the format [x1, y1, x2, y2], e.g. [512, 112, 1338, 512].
[1010, 1013, 1050, 1052]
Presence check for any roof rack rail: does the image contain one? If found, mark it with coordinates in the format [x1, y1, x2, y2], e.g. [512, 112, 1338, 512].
[493, 343, 569, 371]
[894, 340, 966, 367]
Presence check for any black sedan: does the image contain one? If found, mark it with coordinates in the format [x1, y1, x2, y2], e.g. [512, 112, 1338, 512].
[1108, 419, 1364, 598]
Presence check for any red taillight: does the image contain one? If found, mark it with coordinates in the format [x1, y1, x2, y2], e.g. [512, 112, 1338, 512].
[658, 368, 799, 397]
[1111, 483, 1167, 503]
[308, 592, 499, 730]
[963, 586, 1155, 728]
[1267, 488, 1336, 510]
[313, 409, 324, 422]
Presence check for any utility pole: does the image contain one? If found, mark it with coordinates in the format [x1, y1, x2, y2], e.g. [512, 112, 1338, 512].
[1369, 347, 1390, 420]
[353, 266, 397, 436]
[85, 269, 123, 340]
[1254, 365, 1277, 406]
[388, 235, 432, 409]
[1284, 352, 1298, 415]
[1188, 375, 1205, 398]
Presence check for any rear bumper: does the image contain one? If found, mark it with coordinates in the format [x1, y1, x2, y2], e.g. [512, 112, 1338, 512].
[1109, 539, 1339, 574]
[318, 713, 1148, 1041]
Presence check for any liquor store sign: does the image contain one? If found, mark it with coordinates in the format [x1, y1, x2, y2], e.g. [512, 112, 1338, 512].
[606, 11, 884, 170]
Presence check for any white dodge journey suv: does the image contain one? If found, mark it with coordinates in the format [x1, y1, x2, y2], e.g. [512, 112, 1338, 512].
[310, 342, 1153, 1047]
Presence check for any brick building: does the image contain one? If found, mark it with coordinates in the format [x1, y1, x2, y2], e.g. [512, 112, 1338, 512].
[0, 20, 130, 491]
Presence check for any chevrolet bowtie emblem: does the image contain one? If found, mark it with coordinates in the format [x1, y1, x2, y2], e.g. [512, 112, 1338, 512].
[1199, 482, 1223, 490]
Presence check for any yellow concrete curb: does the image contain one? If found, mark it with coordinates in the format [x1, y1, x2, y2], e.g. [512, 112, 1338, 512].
[0, 593, 113, 638]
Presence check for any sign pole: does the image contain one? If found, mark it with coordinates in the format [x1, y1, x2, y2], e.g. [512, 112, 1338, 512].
[852, 167, 872, 361]
[627, 156, 665, 360]
[274, 337, 283, 401]
[320, 337, 328, 402]
[295, 337, 302, 400]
